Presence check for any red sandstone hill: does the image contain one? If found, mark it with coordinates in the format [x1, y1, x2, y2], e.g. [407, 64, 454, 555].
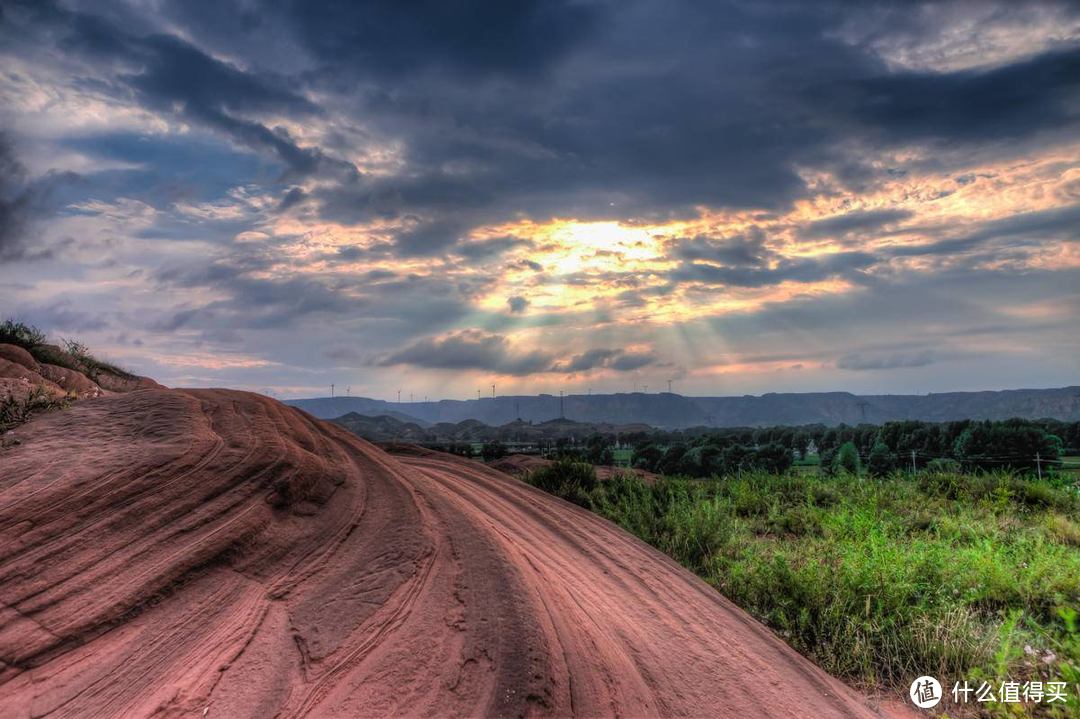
[0, 388, 907, 718]
[0, 342, 162, 405]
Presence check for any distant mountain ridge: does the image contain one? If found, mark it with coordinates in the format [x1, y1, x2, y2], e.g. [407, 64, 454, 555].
[332, 412, 653, 443]
[287, 386, 1080, 429]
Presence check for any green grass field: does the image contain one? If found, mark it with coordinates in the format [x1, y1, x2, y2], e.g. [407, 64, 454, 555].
[527, 462, 1080, 716]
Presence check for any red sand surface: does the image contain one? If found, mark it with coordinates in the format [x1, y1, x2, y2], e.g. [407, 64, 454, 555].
[0, 389, 906, 717]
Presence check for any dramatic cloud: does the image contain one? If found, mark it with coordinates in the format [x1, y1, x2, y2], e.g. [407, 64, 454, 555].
[0, 0, 1076, 397]
[379, 330, 555, 375]
[0, 133, 31, 260]
[380, 330, 659, 377]
[836, 351, 938, 372]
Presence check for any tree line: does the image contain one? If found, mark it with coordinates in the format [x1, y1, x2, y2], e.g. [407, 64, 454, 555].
[609, 418, 1077, 478]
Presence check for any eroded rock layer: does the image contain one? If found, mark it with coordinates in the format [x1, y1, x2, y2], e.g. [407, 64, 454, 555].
[0, 389, 894, 718]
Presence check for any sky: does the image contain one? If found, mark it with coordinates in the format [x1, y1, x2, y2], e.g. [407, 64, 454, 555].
[0, 0, 1077, 400]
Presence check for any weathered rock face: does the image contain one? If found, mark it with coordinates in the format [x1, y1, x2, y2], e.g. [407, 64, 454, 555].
[94, 371, 165, 393]
[0, 355, 65, 402]
[36, 363, 103, 398]
[0, 388, 900, 719]
[0, 345, 39, 372]
[0, 343, 162, 406]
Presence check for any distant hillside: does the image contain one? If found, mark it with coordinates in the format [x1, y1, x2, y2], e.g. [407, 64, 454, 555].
[286, 397, 430, 426]
[289, 386, 1080, 429]
[333, 412, 651, 443]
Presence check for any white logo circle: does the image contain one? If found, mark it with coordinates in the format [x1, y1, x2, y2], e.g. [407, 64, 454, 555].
[909, 676, 942, 709]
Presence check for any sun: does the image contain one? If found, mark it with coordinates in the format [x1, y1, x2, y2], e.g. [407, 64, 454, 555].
[544, 221, 662, 275]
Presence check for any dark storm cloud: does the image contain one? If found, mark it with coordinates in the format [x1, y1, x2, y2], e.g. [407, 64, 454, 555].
[8, 0, 1079, 255]
[562, 349, 620, 372]
[887, 203, 1080, 258]
[673, 251, 877, 288]
[557, 345, 656, 371]
[0, 133, 32, 261]
[1, 0, 338, 177]
[3, 0, 1078, 394]
[830, 46, 1080, 143]
[120, 33, 346, 178]
[380, 331, 660, 375]
[609, 351, 659, 371]
[0, 132, 79, 262]
[152, 252, 474, 339]
[278, 187, 307, 211]
[282, 0, 601, 78]
[279, 1, 1075, 256]
[673, 232, 770, 267]
[454, 236, 531, 261]
[557, 347, 660, 373]
[380, 329, 556, 375]
[802, 209, 914, 239]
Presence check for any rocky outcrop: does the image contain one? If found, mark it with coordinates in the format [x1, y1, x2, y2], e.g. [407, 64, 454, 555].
[0, 389, 899, 718]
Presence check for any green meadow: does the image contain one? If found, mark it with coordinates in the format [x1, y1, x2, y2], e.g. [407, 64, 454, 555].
[527, 462, 1080, 716]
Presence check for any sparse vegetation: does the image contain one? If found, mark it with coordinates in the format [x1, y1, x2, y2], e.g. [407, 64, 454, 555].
[1, 386, 71, 433]
[526, 465, 1080, 715]
[60, 337, 133, 381]
[0, 319, 47, 349]
[0, 318, 131, 381]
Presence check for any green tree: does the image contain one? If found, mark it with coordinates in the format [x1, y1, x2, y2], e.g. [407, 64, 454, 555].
[833, 441, 861, 475]
[754, 443, 793, 474]
[481, 441, 508, 461]
[866, 437, 894, 476]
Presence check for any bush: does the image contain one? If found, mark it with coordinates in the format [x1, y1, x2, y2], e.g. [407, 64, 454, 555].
[0, 319, 47, 349]
[481, 440, 508, 461]
[526, 459, 598, 509]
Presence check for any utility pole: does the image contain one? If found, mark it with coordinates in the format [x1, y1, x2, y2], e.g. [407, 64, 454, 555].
[911, 449, 917, 474]
[1035, 452, 1043, 481]
[667, 379, 672, 393]
[346, 385, 350, 397]
[491, 384, 496, 399]
[477, 389, 481, 400]
[397, 389, 401, 404]
[330, 383, 335, 397]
